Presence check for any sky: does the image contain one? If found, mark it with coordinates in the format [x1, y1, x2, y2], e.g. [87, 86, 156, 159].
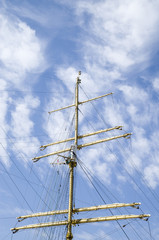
[0, 0, 159, 239]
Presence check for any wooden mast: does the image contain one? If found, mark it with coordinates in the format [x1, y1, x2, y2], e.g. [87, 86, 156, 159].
[11, 72, 150, 239]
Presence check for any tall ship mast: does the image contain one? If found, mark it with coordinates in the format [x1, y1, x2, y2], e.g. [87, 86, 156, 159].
[11, 72, 150, 239]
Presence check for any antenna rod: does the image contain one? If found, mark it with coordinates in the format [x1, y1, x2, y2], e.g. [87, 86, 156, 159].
[75, 73, 80, 145]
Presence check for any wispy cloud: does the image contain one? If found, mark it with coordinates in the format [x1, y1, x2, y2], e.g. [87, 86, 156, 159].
[0, 11, 46, 167]
[10, 95, 40, 162]
[75, 0, 159, 75]
[0, 13, 45, 87]
[144, 164, 159, 189]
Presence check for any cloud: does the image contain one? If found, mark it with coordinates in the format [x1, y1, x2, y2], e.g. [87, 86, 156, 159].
[144, 164, 159, 189]
[4, 0, 73, 32]
[119, 87, 150, 127]
[75, 229, 112, 240]
[0, 11, 46, 167]
[78, 142, 118, 185]
[153, 77, 159, 91]
[56, 66, 78, 93]
[0, 13, 46, 88]
[73, 0, 159, 82]
[10, 95, 40, 162]
[0, 79, 10, 166]
[75, 231, 94, 240]
[0, 204, 31, 216]
[119, 85, 148, 103]
[11, 96, 39, 138]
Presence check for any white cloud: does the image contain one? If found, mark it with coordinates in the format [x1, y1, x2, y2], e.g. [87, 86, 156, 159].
[0, 13, 46, 88]
[153, 77, 159, 91]
[10, 95, 40, 162]
[144, 164, 159, 189]
[123, 127, 149, 167]
[0, 11, 46, 167]
[104, 103, 127, 127]
[75, 231, 93, 240]
[0, 205, 32, 216]
[56, 66, 78, 93]
[5, 0, 72, 32]
[119, 85, 148, 103]
[79, 144, 117, 185]
[117, 85, 152, 127]
[43, 77, 75, 145]
[55, 66, 100, 97]
[0, 79, 10, 166]
[75, 229, 112, 240]
[73, 0, 159, 83]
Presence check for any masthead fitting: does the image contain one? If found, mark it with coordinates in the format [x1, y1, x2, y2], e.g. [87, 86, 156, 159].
[77, 77, 81, 84]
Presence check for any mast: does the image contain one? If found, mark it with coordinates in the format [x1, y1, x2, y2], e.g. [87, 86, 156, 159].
[11, 72, 150, 239]
[67, 72, 80, 240]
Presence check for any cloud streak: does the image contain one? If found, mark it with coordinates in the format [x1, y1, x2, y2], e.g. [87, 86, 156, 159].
[0, 11, 46, 167]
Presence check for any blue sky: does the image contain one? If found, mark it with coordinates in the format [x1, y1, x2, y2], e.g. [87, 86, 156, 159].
[0, 0, 159, 239]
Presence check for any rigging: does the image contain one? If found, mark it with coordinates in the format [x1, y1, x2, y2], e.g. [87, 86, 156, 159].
[11, 72, 150, 240]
